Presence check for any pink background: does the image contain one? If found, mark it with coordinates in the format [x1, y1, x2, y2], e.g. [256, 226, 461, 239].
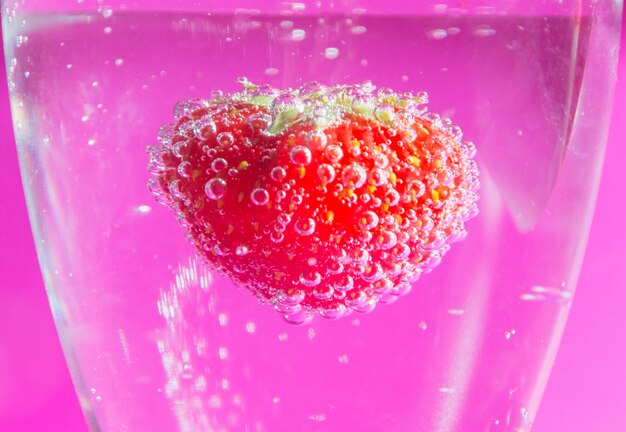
[0, 18, 624, 432]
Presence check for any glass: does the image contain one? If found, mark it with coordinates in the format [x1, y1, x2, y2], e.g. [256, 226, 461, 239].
[2, 1, 622, 430]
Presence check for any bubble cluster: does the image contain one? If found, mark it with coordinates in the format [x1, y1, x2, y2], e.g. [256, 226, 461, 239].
[147, 79, 480, 323]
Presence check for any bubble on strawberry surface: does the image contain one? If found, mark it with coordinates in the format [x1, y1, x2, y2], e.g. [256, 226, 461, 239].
[168, 179, 185, 199]
[349, 248, 369, 265]
[299, 271, 322, 287]
[270, 166, 286, 181]
[406, 180, 426, 198]
[306, 130, 327, 149]
[313, 284, 334, 300]
[277, 213, 292, 225]
[172, 141, 187, 158]
[217, 132, 234, 146]
[211, 158, 228, 173]
[245, 113, 269, 130]
[318, 303, 347, 320]
[294, 218, 315, 236]
[235, 245, 249, 256]
[327, 261, 344, 275]
[193, 116, 216, 140]
[324, 144, 343, 163]
[333, 274, 354, 292]
[317, 164, 336, 183]
[342, 163, 367, 189]
[391, 242, 411, 261]
[204, 178, 226, 200]
[357, 211, 379, 230]
[177, 161, 192, 178]
[250, 188, 270, 206]
[276, 288, 305, 306]
[376, 230, 398, 250]
[345, 289, 368, 307]
[384, 189, 401, 206]
[368, 168, 387, 187]
[283, 310, 314, 325]
[289, 145, 312, 166]
[275, 190, 287, 201]
[270, 232, 284, 243]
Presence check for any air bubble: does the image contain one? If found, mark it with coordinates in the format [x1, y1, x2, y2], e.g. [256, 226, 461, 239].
[373, 278, 393, 295]
[177, 161, 192, 178]
[270, 231, 284, 243]
[313, 285, 334, 300]
[357, 211, 379, 230]
[284, 310, 314, 325]
[300, 271, 322, 287]
[319, 303, 346, 319]
[474, 26, 496, 37]
[247, 112, 271, 129]
[235, 245, 249, 256]
[328, 261, 344, 275]
[193, 117, 217, 140]
[349, 249, 369, 264]
[324, 145, 343, 163]
[324, 47, 340, 60]
[271, 166, 287, 181]
[407, 180, 426, 198]
[361, 263, 384, 282]
[217, 132, 234, 146]
[345, 289, 367, 307]
[376, 230, 398, 250]
[168, 180, 185, 199]
[317, 164, 336, 183]
[277, 289, 305, 305]
[211, 158, 228, 173]
[102, 7, 113, 18]
[205, 178, 227, 200]
[277, 213, 292, 224]
[369, 168, 388, 186]
[391, 243, 411, 260]
[373, 153, 389, 168]
[436, 168, 454, 186]
[342, 164, 367, 189]
[384, 189, 400, 206]
[355, 298, 377, 313]
[271, 94, 305, 131]
[392, 282, 412, 297]
[428, 29, 448, 40]
[290, 146, 312, 166]
[352, 94, 375, 114]
[290, 29, 306, 42]
[333, 274, 354, 292]
[306, 131, 327, 149]
[294, 218, 315, 236]
[374, 104, 395, 123]
[251, 188, 270, 205]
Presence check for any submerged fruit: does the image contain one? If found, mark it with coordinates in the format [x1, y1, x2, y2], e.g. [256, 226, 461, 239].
[147, 79, 479, 324]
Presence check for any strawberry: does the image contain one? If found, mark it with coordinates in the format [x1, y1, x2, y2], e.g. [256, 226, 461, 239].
[147, 79, 479, 324]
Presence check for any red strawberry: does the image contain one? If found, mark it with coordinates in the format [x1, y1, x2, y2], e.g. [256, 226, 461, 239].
[147, 79, 479, 324]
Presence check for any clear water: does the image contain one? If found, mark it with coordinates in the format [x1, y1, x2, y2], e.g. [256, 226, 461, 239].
[2, 8, 615, 432]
